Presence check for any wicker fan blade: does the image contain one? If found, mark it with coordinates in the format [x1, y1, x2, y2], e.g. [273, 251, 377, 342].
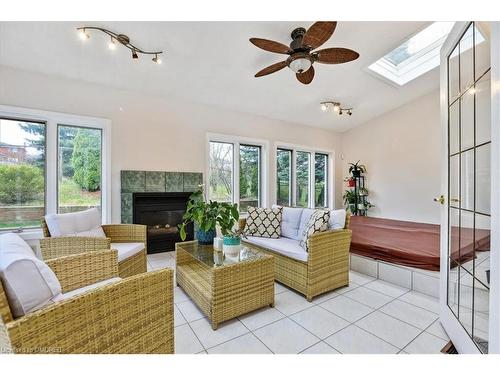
[303, 22, 337, 49]
[255, 61, 288, 77]
[296, 66, 315, 84]
[314, 48, 360, 64]
[249, 38, 292, 54]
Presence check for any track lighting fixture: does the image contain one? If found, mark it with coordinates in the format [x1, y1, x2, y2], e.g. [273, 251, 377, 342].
[77, 26, 163, 64]
[320, 101, 353, 116]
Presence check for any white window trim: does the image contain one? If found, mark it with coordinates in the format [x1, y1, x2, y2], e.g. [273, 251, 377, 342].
[206, 132, 269, 209]
[0, 104, 112, 239]
[273, 142, 335, 209]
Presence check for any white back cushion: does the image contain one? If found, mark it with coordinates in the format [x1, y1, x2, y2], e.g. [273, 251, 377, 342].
[329, 209, 347, 229]
[0, 233, 61, 318]
[45, 208, 104, 237]
[272, 205, 303, 240]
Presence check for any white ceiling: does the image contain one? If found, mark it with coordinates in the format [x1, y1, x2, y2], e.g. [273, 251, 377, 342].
[0, 21, 440, 132]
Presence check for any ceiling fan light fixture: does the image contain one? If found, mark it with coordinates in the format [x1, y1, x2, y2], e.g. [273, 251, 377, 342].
[288, 56, 311, 74]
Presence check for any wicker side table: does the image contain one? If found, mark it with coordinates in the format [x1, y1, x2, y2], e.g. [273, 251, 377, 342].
[175, 241, 274, 330]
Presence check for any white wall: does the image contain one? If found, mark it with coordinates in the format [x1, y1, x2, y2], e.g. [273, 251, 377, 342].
[0, 66, 344, 223]
[340, 90, 441, 224]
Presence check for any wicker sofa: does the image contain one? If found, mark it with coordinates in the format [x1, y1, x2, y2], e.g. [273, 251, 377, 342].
[240, 208, 352, 302]
[0, 234, 173, 354]
[40, 208, 147, 278]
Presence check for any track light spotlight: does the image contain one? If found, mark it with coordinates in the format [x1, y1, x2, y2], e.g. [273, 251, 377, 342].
[152, 54, 162, 64]
[132, 50, 138, 59]
[78, 28, 90, 40]
[108, 37, 117, 50]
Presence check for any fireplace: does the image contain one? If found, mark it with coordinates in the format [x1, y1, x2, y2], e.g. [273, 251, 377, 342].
[132, 192, 193, 253]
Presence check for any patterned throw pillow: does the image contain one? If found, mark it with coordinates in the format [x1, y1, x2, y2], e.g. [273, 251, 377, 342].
[245, 206, 283, 238]
[299, 210, 330, 251]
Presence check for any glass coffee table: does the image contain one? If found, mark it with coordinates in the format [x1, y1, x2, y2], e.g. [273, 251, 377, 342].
[175, 240, 274, 330]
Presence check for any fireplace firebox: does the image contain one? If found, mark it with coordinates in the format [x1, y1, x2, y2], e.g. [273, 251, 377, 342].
[132, 192, 193, 253]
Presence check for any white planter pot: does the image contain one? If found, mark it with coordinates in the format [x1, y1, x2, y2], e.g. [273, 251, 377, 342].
[223, 243, 241, 257]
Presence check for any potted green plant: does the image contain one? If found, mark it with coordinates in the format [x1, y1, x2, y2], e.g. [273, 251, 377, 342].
[348, 160, 367, 177]
[179, 189, 219, 245]
[343, 189, 357, 213]
[216, 202, 242, 256]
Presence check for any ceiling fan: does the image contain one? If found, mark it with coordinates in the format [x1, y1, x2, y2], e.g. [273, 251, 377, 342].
[250, 22, 359, 85]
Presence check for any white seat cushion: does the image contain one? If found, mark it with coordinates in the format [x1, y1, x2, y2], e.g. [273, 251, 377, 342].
[329, 209, 347, 229]
[110, 242, 145, 262]
[52, 277, 122, 302]
[45, 208, 105, 237]
[0, 233, 62, 318]
[272, 205, 303, 240]
[244, 236, 308, 262]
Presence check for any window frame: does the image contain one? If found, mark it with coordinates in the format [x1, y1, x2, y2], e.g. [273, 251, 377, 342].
[314, 152, 329, 208]
[0, 104, 111, 236]
[206, 133, 268, 211]
[274, 142, 334, 209]
[0, 116, 47, 230]
[56, 123, 104, 214]
[276, 147, 293, 206]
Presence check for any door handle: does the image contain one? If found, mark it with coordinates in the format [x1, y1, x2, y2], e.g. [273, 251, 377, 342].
[434, 195, 445, 205]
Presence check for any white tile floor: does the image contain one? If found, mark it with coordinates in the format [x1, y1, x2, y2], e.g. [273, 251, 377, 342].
[147, 252, 449, 354]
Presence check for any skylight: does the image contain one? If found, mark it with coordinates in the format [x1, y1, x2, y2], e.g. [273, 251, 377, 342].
[368, 22, 458, 86]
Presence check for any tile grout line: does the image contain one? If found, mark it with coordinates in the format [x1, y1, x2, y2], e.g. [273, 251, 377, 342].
[399, 317, 444, 354]
[174, 294, 205, 353]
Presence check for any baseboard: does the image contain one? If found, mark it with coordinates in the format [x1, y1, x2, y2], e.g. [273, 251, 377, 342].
[350, 254, 440, 298]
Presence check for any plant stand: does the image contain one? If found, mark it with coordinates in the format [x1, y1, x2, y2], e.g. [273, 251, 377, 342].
[350, 175, 368, 216]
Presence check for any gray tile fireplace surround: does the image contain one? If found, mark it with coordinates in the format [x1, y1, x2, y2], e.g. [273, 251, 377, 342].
[120, 170, 202, 224]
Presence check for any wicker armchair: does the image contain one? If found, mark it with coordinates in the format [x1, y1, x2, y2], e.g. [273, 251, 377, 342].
[240, 213, 352, 301]
[40, 219, 147, 278]
[0, 250, 174, 354]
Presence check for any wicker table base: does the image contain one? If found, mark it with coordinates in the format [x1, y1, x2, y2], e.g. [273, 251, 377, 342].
[176, 241, 274, 330]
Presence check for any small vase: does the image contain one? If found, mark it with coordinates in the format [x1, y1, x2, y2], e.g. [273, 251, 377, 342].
[223, 235, 241, 257]
[196, 229, 216, 245]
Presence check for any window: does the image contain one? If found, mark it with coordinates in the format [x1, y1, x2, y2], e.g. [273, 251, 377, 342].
[276, 147, 330, 208]
[208, 137, 264, 211]
[276, 149, 292, 206]
[239, 144, 260, 212]
[58, 125, 102, 213]
[295, 151, 310, 208]
[314, 153, 328, 208]
[209, 141, 234, 203]
[368, 22, 460, 85]
[0, 106, 110, 232]
[0, 118, 46, 230]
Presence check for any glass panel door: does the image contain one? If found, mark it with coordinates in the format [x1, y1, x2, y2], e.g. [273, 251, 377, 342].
[446, 22, 491, 353]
